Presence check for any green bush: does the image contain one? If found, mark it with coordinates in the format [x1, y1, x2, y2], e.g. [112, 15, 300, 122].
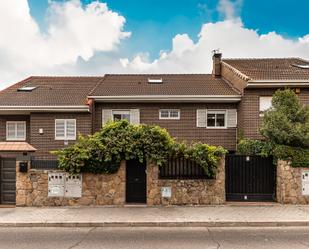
[237, 89, 309, 167]
[53, 120, 226, 176]
[260, 89, 309, 147]
[237, 139, 272, 157]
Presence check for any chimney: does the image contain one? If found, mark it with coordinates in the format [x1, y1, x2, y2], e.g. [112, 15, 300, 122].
[212, 51, 222, 77]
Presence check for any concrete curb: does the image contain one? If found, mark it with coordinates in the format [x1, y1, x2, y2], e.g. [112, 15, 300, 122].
[1, 221, 309, 227]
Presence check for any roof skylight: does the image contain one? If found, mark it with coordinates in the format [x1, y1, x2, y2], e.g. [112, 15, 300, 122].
[17, 86, 38, 92]
[148, 78, 163, 84]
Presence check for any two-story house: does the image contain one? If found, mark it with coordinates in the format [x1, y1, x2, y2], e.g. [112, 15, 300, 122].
[0, 53, 308, 205]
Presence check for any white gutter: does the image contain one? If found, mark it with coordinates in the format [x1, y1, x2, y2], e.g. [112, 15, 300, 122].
[247, 80, 309, 88]
[0, 106, 89, 112]
[88, 95, 241, 103]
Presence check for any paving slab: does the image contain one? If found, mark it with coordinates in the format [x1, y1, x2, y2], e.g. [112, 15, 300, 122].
[0, 204, 309, 227]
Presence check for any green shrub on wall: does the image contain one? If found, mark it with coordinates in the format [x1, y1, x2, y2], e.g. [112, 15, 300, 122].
[53, 120, 226, 176]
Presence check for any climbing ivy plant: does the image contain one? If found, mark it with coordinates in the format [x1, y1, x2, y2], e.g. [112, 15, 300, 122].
[53, 120, 226, 177]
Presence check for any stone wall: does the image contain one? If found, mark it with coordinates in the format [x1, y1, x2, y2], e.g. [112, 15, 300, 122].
[16, 158, 226, 206]
[147, 158, 225, 205]
[16, 161, 126, 206]
[277, 160, 309, 204]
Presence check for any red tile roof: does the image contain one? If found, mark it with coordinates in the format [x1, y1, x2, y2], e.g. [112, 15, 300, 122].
[0, 76, 103, 106]
[0, 142, 36, 152]
[222, 58, 309, 81]
[89, 74, 239, 96]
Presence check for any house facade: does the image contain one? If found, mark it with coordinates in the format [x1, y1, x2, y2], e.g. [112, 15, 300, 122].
[0, 54, 308, 206]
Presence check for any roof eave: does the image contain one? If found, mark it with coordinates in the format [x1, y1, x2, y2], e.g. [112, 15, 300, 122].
[0, 106, 90, 112]
[88, 95, 241, 103]
[247, 80, 309, 88]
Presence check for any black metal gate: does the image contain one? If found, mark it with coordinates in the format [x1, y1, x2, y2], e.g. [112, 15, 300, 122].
[225, 155, 276, 202]
[126, 160, 146, 203]
[0, 158, 16, 205]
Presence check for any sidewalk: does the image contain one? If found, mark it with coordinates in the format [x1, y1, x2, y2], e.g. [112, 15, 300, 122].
[1, 204, 309, 227]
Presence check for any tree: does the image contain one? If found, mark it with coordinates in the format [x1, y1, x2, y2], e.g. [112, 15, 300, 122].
[260, 89, 309, 148]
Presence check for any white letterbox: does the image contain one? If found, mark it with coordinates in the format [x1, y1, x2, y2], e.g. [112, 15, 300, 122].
[302, 171, 309, 196]
[48, 172, 65, 197]
[65, 174, 82, 198]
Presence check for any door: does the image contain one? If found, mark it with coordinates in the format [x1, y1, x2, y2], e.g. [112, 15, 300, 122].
[126, 160, 146, 203]
[0, 158, 16, 204]
[225, 155, 276, 202]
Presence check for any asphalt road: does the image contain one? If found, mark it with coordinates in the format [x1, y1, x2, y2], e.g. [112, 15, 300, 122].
[1, 227, 309, 249]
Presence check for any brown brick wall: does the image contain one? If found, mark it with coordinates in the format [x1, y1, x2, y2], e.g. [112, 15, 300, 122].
[238, 88, 309, 140]
[95, 103, 237, 150]
[30, 112, 92, 159]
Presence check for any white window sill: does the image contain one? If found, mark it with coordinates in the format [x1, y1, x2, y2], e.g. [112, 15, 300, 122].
[6, 138, 26, 141]
[55, 138, 76, 141]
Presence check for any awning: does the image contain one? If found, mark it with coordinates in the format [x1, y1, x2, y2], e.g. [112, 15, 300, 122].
[0, 142, 37, 152]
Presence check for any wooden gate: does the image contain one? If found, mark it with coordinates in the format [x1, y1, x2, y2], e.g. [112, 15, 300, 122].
[225, 155, 276, 202]
[0, 158, 16, 205]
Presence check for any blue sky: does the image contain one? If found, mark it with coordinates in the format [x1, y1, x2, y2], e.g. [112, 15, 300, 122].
[0, 0, 308, 86]
[28, 0, 308, 59]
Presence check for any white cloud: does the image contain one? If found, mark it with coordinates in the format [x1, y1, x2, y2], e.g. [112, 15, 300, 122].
[217, 0, 243, 20]
[0, 0, 130, 87]
[0, 0, 309, 88]
[121, 8, 309, 74]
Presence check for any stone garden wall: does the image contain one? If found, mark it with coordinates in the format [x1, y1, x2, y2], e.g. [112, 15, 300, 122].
[16, 158, 225, 207]
[16, 161, 126, 207]
[147, 158, 226, 205]
[277, 160, 309, 204]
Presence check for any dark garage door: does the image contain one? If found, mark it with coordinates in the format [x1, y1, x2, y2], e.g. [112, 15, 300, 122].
[0, 158, 16, 204]
[225, 155, 276, 202]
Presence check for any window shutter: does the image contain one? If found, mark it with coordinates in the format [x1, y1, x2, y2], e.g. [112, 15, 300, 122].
[130, 109, 140, 124]
[55, 120, 65, 139]
[227, 109, 237, 128]
[102, 109, 112, 125]
[196, 109, 207, 127]
[66, 120, 76, 139]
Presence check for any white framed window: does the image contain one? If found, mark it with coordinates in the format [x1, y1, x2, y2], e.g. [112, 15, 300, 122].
[6, 121, 26, 141]
[259, 96, 272, 112]
[112, 110, 131, 122]
[159, 109, 180, 120]
[55, 119, 76, 140]
[206, 110, 226, 128]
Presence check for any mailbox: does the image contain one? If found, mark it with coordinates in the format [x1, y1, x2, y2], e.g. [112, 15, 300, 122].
[65, 174, 82, 198]
[19, 162, 28, 173]
[302, 171, 309, 196]
[48, 172, 65, 197]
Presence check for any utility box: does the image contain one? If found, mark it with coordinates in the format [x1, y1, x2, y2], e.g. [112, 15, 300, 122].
[302, 171, 309, 195]
[65, 174, 82, 198]
[48, 172, 65, 197]
[161, 187, 172, 198]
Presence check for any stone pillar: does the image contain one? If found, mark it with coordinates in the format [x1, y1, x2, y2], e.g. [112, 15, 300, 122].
[276, 160, 309, 204]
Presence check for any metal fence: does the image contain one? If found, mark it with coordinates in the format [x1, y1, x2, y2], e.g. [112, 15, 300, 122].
[31, 160, 59, 170]
[159, 156, 212, 179]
